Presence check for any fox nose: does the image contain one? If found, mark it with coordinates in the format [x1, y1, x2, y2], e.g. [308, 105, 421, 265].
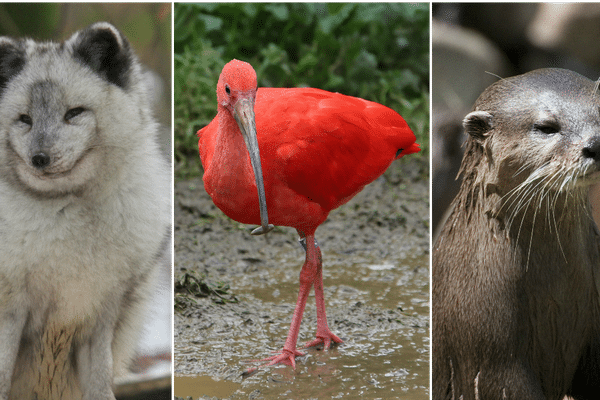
[32, 152, 50, 169]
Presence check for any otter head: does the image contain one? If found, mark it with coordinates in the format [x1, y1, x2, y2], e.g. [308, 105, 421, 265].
[461, 69, 600, 200]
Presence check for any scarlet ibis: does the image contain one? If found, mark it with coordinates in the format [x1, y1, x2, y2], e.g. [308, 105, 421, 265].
[198, 59, 420, 368]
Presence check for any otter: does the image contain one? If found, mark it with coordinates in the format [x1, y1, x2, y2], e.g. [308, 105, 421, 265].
[433, 68, 600, 400]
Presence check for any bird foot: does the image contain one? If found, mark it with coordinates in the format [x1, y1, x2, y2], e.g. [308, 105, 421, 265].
[303, 330, 343, 350]
[246, 347, 305, 372]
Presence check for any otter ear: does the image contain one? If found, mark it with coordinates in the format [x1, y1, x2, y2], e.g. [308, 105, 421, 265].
[0, 38, 25, 97]
[68, 22, 133, 89]
[463, 111, 493, 141]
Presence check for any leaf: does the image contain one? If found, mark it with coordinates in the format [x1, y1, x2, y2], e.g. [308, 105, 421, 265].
[264, 4, 289, 20]
[198, 14, 223, 32]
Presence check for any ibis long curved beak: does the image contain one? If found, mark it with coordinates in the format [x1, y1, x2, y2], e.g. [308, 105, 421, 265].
[233, 97, 274, 235]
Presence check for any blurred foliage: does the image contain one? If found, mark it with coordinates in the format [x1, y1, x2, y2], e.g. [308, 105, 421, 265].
[0, 3, 59, 37]
[175, 3, 430, 179]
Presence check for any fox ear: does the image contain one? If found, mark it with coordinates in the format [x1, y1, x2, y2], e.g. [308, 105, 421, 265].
[68, 22, 133, 89]
[0, 38, 25, 96]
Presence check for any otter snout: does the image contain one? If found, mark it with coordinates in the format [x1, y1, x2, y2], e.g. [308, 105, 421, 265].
[582, 136, 600, 163]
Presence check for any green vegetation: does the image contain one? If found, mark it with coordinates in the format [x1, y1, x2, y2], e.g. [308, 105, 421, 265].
[175, 3, 430, 179]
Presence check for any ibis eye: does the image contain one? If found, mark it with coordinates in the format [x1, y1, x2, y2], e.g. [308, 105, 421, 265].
[225, 85, 231, 95]
[19, 114, 32, 125]
[64, 107, 85, 121]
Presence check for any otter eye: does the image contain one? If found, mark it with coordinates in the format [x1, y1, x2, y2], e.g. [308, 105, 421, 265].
[225, 85, 231, 95]
[19, 114, 32, 125]
[64, 107, 85, 121]
[534, 122, 560, 135]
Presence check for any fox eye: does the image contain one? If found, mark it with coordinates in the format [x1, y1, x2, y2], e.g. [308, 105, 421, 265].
[64, 107, 85, 121]
[19, 114, 32, 125]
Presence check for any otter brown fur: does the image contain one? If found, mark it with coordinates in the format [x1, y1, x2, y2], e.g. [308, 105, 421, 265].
[433, 68, 600, 400]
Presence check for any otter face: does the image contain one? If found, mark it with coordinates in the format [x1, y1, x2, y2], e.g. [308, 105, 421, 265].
[464, 68, 600, 196]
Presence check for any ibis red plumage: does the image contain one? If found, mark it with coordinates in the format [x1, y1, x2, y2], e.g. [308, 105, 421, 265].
[198, 59, 419, 368]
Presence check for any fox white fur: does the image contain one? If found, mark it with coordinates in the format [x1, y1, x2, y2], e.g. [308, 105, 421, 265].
[0, 23, 171, 399]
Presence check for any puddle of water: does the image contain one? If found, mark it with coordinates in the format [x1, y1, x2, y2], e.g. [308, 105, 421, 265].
[251, 280, 301, 305]
[175, 252, 429, 399]
[174, 375, 240, 398]
[175, 325, 428, 399]
[325, 253, 429, 315]
[233, 250, 428, 315]
[248, 335, 428, 400]
[367, 263, 395, 271]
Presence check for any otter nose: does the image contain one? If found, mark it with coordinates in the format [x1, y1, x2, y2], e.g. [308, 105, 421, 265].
[582, 137, 600, 163]
[31, 152, 51, 169]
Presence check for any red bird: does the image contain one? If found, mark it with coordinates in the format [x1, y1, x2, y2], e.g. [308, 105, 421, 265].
[198, 59, 419, 368]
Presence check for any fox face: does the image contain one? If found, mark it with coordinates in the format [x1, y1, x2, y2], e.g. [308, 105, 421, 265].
[0, 22, 143, 198]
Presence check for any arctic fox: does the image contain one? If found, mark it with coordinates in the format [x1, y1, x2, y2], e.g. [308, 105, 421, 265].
[0, 23, 171, 399]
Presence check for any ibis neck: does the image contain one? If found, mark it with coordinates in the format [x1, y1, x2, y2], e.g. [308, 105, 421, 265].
[214, 107, 255, 182]
[202, 107, 262, 226]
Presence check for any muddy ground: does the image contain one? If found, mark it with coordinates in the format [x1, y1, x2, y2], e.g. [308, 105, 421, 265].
[174, 157, 430, 400]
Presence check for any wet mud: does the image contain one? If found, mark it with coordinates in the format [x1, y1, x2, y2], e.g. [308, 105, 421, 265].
[174, 158, 430, 400]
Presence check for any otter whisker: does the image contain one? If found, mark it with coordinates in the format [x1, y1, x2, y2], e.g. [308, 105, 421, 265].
[535, 181, 563, 262]
[509, 180, 544, 251]
[474, 371, 480, 400]
[502, 171, 548, 226]
[550, 205, 568, 263]
[523, 189, 543, 269]
[524, 182, 552, 271]
[513, 162, 535, 179]
[501, 173, 541, 216]
[512, 182, 545, 224]
[504, 186, 536, 232]
[501, 163, 579, 262]
[502, 161, 572, 224]
[592, 76, 600, 101]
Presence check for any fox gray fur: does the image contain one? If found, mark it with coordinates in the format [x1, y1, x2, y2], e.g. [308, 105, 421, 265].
[0, 22, 171, 400]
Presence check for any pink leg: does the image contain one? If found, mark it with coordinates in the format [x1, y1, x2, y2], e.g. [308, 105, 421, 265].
[303, 241, 343, 350]
[252, 233, 319, 369]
